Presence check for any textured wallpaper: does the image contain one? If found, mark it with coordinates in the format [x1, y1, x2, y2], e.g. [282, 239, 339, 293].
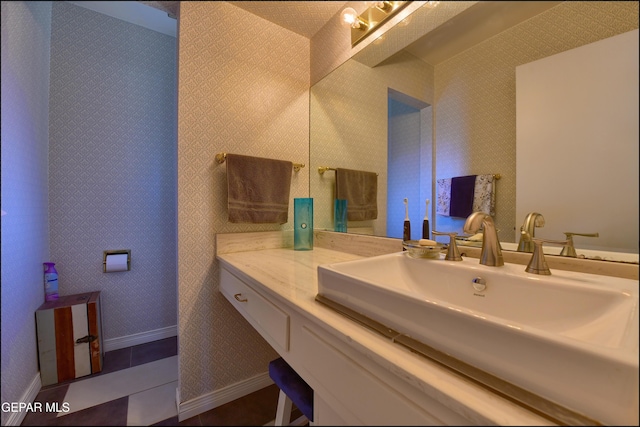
[434, 1, 639, 242]
[48, 2, 177, 339]
[1, 2, 52, 424]
[177, 1, 310, 402]
[310, 50, 434, 235]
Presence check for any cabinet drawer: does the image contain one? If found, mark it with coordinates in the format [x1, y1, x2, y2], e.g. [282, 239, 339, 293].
[220, 268, 289, 352]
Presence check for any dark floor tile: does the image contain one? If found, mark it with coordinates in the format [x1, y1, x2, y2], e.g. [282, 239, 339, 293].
[198, 384, 280, 426]
[50, 396, 128, 426]
[21, 385, 69, 426]
[177, 415, 204, 426]
[98, 347, 131, 376]
[152, 414, 202, 426]
[131, 336, 178, 367]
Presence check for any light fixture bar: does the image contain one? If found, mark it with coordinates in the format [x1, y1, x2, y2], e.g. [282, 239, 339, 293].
[350, 1, 410, 47]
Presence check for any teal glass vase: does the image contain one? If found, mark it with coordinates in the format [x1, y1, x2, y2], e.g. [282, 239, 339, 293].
[294, 198, 313, 250]
[334, 199, 348, 232]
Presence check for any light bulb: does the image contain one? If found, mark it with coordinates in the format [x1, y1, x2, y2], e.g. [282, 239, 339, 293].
[340, 7, 360, 29]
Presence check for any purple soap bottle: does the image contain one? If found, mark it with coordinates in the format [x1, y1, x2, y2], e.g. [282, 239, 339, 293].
[43, 262, 59, 302]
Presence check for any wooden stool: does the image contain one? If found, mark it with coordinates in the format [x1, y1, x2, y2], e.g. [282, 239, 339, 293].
[269, 357, 313, 426]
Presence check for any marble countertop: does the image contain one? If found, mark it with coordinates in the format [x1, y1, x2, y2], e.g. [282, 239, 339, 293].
[216, 243, 555, 426]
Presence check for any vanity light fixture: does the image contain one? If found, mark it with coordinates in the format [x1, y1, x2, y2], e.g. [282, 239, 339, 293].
[340, 1, 412, 47]
[364, 1, 393, 12]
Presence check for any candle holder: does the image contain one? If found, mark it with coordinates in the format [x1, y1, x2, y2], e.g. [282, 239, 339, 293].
[294, 198, 313, 250]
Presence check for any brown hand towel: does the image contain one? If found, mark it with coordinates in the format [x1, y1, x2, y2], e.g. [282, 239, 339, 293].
[226, 154, 293, 224]
[335, 168, 378, 221]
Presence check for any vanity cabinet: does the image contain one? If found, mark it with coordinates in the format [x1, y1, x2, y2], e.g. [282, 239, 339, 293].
[219, 266, 470, 425]
[291, 318, 466, 425]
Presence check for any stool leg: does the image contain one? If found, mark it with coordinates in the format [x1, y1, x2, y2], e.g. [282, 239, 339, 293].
[275, 389, 293, 426]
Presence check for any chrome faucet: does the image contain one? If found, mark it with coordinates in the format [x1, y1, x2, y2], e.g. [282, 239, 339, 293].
[463, 212, 504, 267]
[517, 212, 545, 253]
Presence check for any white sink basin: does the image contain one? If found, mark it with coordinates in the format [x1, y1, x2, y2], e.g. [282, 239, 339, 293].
[317, 252, 639, 425]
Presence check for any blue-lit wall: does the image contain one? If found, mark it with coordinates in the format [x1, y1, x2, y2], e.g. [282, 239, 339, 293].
[1, 3, 177, 423]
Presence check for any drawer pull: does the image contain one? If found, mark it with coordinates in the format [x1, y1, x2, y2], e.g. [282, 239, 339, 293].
[234, 293, 248, 302]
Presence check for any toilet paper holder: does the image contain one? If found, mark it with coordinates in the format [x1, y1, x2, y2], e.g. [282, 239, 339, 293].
[103, 249, 131, 273]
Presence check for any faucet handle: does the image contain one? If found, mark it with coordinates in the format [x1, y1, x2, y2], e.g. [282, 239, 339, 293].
[432, 230, 462, 261]
[525, 238, 570, 275]
[560, 232, 599, 257]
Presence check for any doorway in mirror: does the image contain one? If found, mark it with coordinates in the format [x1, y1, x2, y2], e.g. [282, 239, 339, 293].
[387, 89, 432, 240]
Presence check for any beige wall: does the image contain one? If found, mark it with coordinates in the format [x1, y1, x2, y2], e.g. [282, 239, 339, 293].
[177, 1, 309, 402]
[434, 1, 639, 242]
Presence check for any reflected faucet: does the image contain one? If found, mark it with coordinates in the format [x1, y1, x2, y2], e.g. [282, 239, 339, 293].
[559, 232, 600, 257]
[463, 212, 504, 267]
[517, 212, 545, 253]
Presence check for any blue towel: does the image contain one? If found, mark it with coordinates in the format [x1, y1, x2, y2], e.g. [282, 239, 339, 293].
[449, 175, 476, 218]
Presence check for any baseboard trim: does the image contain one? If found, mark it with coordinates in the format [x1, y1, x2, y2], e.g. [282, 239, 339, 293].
[4, 372, 42, 426]
[102, 325, 177, 352]
[177, 371, 274, 422]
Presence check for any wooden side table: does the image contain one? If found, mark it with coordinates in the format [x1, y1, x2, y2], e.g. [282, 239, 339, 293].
[35, 291, 103, 386]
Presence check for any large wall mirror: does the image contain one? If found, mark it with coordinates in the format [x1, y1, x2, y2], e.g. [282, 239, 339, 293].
[310, 1, 638, 263]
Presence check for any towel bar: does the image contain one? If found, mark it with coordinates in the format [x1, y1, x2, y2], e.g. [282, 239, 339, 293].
[318, 166, 379, 176]
[215, 152, 305, 172]
[320, 166, 496, 180]
[317, 166, 336, 175]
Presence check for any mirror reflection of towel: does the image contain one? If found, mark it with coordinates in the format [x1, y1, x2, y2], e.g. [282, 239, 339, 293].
[335, 168, 378, 221]
[437, 174, 495, 218]
[473, 174, 496, 216]
[449, 175, 476, 218]
[436, 178, 451, 216]
[226, 154, 293, 224]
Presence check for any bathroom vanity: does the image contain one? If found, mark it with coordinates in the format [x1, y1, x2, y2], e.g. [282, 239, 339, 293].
[216, 231, 640, 425]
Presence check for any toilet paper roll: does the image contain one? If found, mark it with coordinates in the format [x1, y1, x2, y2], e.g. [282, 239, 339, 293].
[105, 253, 128, 272]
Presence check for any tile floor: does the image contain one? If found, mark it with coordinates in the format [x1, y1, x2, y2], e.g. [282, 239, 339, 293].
[21, 337, 297, 426]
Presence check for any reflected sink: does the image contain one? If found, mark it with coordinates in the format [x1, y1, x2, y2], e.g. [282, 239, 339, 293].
[317, 251, 639, 425]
